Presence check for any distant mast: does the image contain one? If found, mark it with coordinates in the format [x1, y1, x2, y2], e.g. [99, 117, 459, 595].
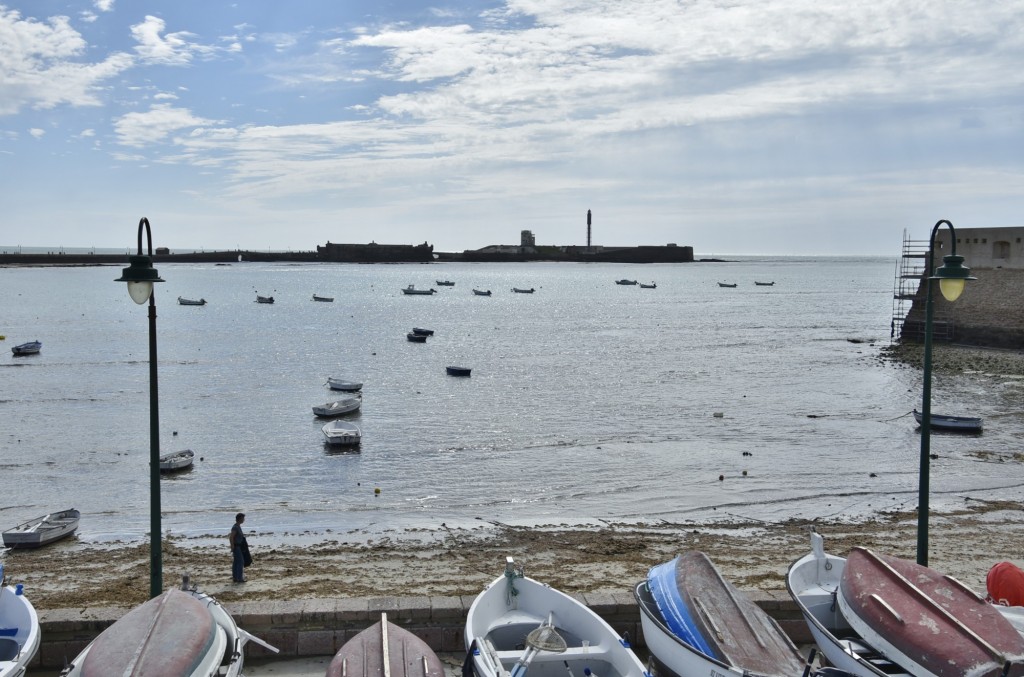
[587, 209, 592, 249]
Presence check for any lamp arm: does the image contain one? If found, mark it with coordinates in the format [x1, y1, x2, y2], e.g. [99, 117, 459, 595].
[929, 219, 957, 265]
[137, 216, 152, 256]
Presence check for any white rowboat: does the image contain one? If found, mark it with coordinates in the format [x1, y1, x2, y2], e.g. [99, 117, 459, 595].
[0, 564, 41, 677]
[465, 557, 650, 677]
[2, 509, 80, 549]
[322, 420, 361, 447]
[313, 395, 362, 417]
[159, 449, 194, 472]
[327, 377, 363, 392]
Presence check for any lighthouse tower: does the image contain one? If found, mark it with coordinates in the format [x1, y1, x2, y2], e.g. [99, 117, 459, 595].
[587, 209, 592, 248]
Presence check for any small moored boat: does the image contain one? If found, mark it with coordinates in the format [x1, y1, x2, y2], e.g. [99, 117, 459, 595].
[312, 294, 334, 302]
[465, 557, 649, 677]
[3, 509, 80, 549]
[177, 297, 207, 306]
[159, 449, 194, 473]
[639, 282, 656, 289]
[472, 289, 492, 296]
[717, 282, 737, 288]
[446, 366, 471, 377]
[59, 580, 276, 677]
[411, 327, 434, 336]
[407, 332, 428, 343]
[436, 280, 455, 286]
[0, 563, 41, 677]
[255, 294, 274, 304]
[327, 377, 363, 392]
[326, 612, 445, 677]
[616, 279, 638, 285]
[401, 285, 436, 295]
[912, 409, 983, 432]
[322, 420, 361, 447]
[512, 287, 535, 293]
[755, 281, 775, 286]
[11, 341, 41, 356]
[313, 395, 362, 417]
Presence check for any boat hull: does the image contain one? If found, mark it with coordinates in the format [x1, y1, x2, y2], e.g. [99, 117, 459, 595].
[327, 378, 363, 392]
[313, 397, 361, 417]
[11, 341, 41, 356]
[159, 450, 194, 472]
[839, 547, 1024, 677]
[912, 409, 982, 432]
[0, 572, 41, 677]
[786, 531, 905, 677]
[3, 509, 80, 549]
[326, 613, 445, 677]
[465, 559, 648, 677]
[446, 366, 471, 376]
[322, 421, 361, 446]
[643, 552, 805, 676]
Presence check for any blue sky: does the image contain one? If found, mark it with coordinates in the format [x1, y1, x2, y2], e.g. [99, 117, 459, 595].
[1, 1, 1021, 254]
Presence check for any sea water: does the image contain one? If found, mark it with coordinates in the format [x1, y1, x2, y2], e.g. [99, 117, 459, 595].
[2, 258, 1022, 544]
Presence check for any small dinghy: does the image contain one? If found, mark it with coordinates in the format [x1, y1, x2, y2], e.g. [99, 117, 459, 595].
[177, 297, 206, 306]
[322, 420, 361, 447]
[255, 294, 274, 304]
[326, 612, 445, 677]
[912, 409, 983, 432]
[436, 280, 455, 286]
[402, 285, 436, 295]
[3, 509, 80, 549]
[717, 282, 737, 288]
[512, 287, 535, 293]
[638, 282, 656, 289]
[312, 294, 334, 302]
[472, 289, 492, 296]
[407, 332, 428, 342]
[446, 366, 471, 377]
[465, 557, 649, 677]
[411, 327, 434, 336]
[60, 579, 276, 677]
[10, 341, 41, 356]
[636, 552, 808, 677]
[159, 449, 194, 472]
[313, 395, 362, 417]
[327, 377, 363, 392]
[0, 564, 41, 677]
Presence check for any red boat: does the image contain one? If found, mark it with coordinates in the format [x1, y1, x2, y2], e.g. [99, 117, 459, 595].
[839, 547, 1024, 677]
[326, 612, 445, 677]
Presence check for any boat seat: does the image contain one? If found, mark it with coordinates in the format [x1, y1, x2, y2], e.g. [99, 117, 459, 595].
[0, 637, 20, 661]
[491, 647, 607, 664]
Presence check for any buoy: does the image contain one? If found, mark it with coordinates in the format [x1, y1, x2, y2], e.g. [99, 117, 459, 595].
[718, 474, 724, 481]
[742, 470, 747, 476]
[713, 412, 724, 418]
[374, 487, 381, 494]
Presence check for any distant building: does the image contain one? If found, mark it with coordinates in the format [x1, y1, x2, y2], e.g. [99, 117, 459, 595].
[521, 230, 535, 247]
[933, 226, 1024, 270]
[316, 241, 433, 263]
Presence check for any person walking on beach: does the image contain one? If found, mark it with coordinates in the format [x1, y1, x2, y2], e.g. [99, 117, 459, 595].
[229, 512, 248, 583]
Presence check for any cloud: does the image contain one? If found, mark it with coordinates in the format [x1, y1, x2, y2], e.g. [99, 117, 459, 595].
[28, 128, 45, 138]
[0, 7, 133, 115]
[130, 15, 218, 65]
[113, 104, 221, 147]
[94, 0, 115, 11]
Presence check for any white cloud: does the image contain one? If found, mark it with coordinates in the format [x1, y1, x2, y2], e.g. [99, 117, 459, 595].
[130, 15, 218, 65]
[94, 0, 115, 12]
[153, 92, 179, 100]
[113, 104, 221, 147]
[0, 8, 132, 115]
[79, 128, 96, 137]
[80, 11, 98, 23]
[28, 128, 45, 138]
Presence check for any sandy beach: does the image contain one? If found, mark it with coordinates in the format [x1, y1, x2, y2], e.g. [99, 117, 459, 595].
[5, 501, 1022, 612]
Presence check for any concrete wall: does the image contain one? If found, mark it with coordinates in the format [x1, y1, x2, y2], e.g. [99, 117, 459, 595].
[31, 591, 809, 671]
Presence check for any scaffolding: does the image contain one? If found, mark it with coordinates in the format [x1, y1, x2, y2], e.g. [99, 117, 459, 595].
[892, 229, 954, 342]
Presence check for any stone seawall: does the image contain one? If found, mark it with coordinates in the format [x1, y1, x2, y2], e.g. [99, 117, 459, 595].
[902, 267, 1024, 349]
[31, 591, 808, 670]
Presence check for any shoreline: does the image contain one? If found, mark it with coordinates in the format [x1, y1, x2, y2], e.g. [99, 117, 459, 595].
[6, 503, 1022, 612]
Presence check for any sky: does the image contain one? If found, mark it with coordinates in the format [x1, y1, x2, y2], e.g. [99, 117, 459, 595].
[1, 1, 1021, 255]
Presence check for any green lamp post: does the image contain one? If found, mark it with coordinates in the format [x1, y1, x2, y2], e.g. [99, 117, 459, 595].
[917, 219, 974, 566]
[115, 217, 165, 598]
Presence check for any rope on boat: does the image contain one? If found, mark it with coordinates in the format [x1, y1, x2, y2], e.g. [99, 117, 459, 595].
[505, 562, 525, 606]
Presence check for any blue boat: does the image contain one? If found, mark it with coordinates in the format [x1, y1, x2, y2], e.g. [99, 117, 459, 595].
[637, 552, 809, 677]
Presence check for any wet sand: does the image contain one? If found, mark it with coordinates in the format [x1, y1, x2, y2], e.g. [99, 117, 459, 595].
[7, 501, 1023, 611]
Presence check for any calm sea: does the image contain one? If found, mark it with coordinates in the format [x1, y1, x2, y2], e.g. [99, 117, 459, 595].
[2, 258, 1022, 545]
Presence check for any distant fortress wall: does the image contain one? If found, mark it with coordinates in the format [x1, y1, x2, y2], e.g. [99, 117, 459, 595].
[316, 241, 434, 263]
[453, 244, 694, 263]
